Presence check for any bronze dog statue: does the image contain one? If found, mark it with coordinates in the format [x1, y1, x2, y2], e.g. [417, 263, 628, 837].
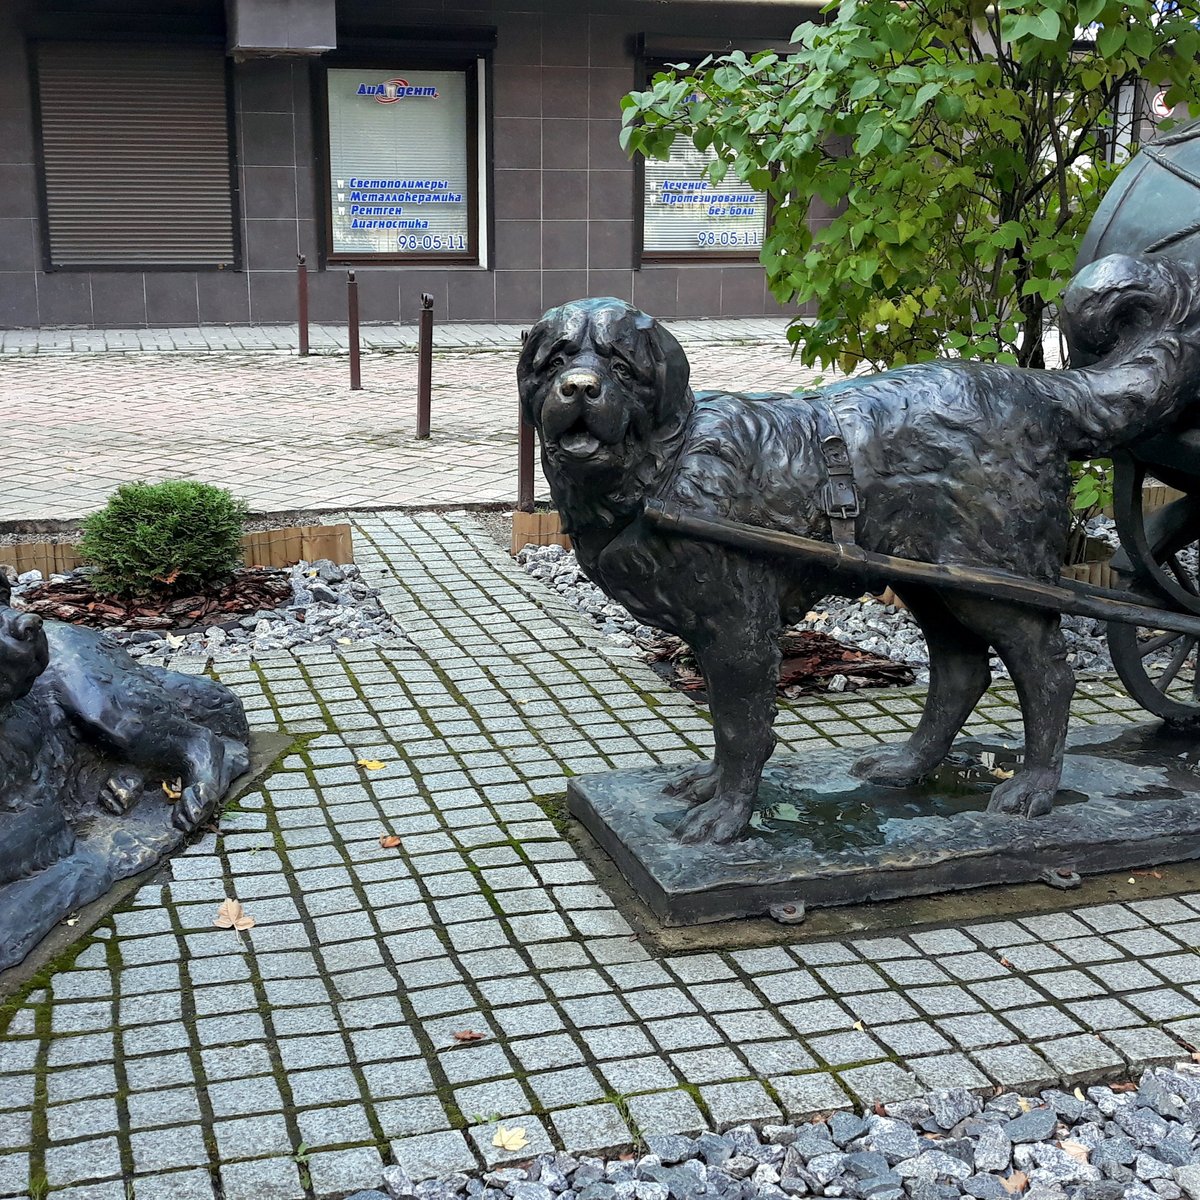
[517, 254, 1200, 844]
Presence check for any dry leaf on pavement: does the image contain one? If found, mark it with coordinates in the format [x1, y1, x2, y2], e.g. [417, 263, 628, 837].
[493, 1126, 529, 1152]
[213, 898, 256, 931]
[1001, 1172, 1028, 1195]
[452, 1030, 486, 1043]
[379, 834, 402, 849]
[357, 759, 386, 770]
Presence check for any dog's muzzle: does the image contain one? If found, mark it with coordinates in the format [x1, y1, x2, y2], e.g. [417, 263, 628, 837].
[541, 370, 609, 459]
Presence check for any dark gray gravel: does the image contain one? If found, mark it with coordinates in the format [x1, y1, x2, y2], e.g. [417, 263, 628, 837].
[374, 1073, 1200, 1200]
[10, 558, 408, 660]
[516, 544, 1127, 687]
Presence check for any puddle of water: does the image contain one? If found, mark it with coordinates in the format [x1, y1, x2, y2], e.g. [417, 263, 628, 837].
[745, 748, 1089, 853]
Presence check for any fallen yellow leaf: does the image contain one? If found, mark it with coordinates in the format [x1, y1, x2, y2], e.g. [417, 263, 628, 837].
[493, 1125, 529, 1152]
[213, 898, 256, 932]
[1001, 1171, 1027, 1195]
[1017, 1097, 1032, 1113]
[1073, 1087, 1086, 1102]
[852, 1020, 865, 1032]
[357, 759, 386, 771]
[990, 766, 1015, 781]
[162, 780, 181, 801]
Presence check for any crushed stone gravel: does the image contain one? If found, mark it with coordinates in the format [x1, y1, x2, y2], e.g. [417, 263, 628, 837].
[372, 1073, 1200, 1200]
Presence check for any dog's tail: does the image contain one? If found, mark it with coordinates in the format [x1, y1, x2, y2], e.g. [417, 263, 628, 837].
[1057, 253, 1200, 456]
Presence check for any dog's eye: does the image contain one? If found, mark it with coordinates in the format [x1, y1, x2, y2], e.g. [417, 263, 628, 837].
[549, 354, 566, 370]
[612, 361, 631, 379]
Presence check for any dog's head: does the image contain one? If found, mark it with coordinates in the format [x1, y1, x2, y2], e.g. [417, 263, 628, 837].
[0, 600, 47, 708]
[517, 298, 692, 527]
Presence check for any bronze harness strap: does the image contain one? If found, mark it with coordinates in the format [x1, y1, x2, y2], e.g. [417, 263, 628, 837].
[810, 400, 863, 552]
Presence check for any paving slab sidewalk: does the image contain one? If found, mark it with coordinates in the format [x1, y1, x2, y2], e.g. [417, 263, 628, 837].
[0, 324, 811, 523]
[0, 510, 1194, 1200]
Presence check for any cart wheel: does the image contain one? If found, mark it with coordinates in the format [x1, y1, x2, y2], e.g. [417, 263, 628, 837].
[1111, 450, 1200, 613]
[1108, 620, 1200, 726]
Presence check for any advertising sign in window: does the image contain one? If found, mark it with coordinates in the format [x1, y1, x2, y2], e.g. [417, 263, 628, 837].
[326, 67, 474, 261]
[642, 135, 768, 258]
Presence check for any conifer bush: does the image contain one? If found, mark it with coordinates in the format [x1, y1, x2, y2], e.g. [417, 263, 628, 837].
[79, 481, 249, 598]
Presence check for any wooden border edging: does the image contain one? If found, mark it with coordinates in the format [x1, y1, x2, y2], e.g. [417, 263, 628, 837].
[511, 510, 570, 556]
[0, 524, 354, 578]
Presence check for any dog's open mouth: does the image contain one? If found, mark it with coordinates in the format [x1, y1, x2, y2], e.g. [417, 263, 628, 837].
[558, 428, 603, 459]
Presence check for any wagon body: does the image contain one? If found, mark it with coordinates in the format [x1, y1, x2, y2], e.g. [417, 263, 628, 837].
[1073, 118, 1200, 721]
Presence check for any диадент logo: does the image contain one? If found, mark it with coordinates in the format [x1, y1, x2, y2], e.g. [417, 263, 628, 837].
[357, 79, 439, 102]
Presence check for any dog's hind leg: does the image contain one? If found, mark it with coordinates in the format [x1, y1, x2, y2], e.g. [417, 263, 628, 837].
[852, 586, 991, 786]
[948, 598, 1074, 818]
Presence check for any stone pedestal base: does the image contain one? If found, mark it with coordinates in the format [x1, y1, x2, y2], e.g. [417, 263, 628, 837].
[567, 723, 1200, 925]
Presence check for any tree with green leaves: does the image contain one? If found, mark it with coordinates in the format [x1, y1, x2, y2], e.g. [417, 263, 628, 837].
[621, 0, 1200, 373]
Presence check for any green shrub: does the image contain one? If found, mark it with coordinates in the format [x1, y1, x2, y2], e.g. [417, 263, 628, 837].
[80, 480, 249, 598]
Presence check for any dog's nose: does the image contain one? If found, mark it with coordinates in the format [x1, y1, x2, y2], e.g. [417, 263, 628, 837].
[558, 371, 601, 400]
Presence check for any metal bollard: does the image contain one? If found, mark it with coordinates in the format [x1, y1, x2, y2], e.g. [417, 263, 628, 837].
[296, 254, 309, 356]
[416, 292, 433, 439]
[347, 271, 361, 390]
[517, 329, 535, 512]
[517, 425, 536, 513]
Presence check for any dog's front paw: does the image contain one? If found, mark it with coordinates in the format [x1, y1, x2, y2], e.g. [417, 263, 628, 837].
[663, 762, 719, 807]
[675, 794, 754, 845]
[850, 745, 930, 788]
[987, 769, 1057, 818]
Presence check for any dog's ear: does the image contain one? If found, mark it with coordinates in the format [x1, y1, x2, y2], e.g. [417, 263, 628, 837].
[516, 318, 552, 423]
[634, 311, 690, 422]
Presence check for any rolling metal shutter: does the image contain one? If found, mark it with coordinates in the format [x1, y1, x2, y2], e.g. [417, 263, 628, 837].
[35, 41, 237, 267]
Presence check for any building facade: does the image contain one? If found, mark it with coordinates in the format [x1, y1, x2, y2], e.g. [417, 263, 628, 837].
[0, 0, 816, 329]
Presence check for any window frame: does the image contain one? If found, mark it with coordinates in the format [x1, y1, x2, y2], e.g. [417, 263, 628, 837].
[318, 55, 482, 267]
[634, 51, 772, 266]
[28, 33, 242, 274]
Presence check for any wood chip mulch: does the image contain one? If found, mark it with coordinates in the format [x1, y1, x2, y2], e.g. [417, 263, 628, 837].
[17, 568, 291, 631]
[646, 629, 914, 698]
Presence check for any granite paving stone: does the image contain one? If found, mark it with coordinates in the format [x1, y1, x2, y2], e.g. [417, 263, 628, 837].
[220, 1156, 307, 1200]
[3, 509, 1200, 1193]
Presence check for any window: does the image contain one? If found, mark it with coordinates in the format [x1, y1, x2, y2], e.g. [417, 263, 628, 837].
[639, 62, 769, 262]
[33, 41, 237, 269]
[324, 62, 481, 264]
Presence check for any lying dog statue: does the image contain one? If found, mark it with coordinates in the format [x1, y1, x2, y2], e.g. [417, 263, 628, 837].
[518, 253, 1200, 844]
[0, 575, 249, 969]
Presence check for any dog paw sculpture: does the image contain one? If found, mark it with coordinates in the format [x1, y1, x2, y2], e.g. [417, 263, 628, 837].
[518, 254, 1200, 845]
[0, 575, 249, 971]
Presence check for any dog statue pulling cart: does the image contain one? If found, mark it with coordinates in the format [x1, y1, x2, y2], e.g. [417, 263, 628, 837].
[521, 120, 1200, 922]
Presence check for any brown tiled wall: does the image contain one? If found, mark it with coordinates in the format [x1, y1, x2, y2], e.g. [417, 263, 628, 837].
[0, 0, 812, 327]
